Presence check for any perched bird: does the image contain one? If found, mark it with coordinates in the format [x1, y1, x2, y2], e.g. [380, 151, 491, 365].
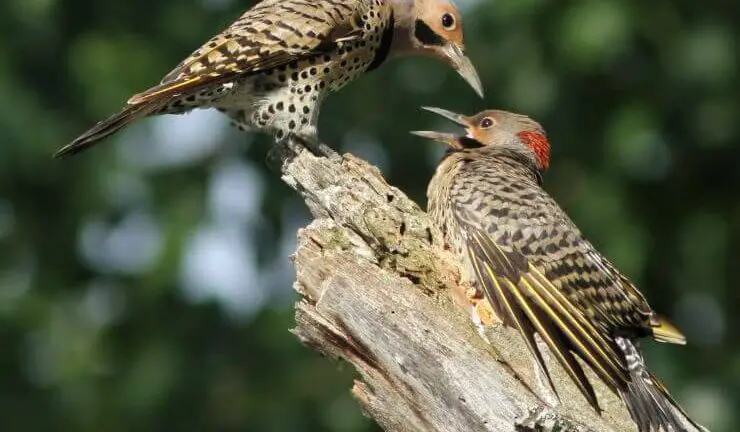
[413, 107, 704, 432]
[55, 0, 483, 158]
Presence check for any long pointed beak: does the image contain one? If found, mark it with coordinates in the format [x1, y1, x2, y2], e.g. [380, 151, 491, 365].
[447, 44, 484, 98]
[410, 130, 460, 147]
[411, 107, 472, 149]
[420, 106, 471, 128]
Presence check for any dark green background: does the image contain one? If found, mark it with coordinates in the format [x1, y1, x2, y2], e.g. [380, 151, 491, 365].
[0, 0, 736, 430]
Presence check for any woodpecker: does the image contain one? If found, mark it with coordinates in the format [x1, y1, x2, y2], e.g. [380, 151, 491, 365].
[413, 107, 704, 432]
[56, 0, 483, 158]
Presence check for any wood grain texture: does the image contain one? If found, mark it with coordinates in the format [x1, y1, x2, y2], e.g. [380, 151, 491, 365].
[272, 137, 698, 432]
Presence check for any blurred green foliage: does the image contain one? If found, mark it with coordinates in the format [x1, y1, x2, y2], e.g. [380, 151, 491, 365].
[0, 0, 737, 430]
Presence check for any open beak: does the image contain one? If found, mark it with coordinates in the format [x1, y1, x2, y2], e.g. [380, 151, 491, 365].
[446, 44, 484, 98]
[409, 130, 460, 147]
[410, 106, 472, 149]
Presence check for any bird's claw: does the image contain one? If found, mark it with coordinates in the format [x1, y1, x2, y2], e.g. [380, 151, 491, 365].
[282, 132, 339, 159]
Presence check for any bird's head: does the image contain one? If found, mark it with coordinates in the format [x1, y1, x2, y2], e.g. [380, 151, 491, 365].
[390, 0, 483, 98]
[411, 107, 551, 172]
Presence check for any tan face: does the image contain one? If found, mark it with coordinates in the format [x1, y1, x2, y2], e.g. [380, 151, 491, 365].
[412, 0, 483, 97]
[416, 1, 465, 47]
[411, 108, 512, 149]
[410, 107, 551, 170]
[465, 110, 515, 146]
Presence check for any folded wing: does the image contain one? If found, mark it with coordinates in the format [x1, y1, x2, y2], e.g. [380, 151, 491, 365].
[129, 0, 380, 104]
[463, 226, 631, 411]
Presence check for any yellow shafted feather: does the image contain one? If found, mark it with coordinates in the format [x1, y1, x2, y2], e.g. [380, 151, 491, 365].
[466, 228, 629, 411]
[651, 318, 686, 345]
[422, 106, 704, 431]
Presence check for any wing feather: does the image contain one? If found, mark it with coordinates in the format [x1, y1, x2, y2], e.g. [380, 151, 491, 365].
[524, 267, 627, 385]
[128, 0, 382, 104]
[465, 227, 631, 411]
[467, 246, 560, 397]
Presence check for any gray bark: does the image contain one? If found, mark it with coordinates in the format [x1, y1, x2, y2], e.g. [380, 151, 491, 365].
[272, 137, 697, 432]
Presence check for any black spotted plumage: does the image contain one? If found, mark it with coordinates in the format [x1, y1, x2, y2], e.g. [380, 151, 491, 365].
[56, 0, 392, 157]
[58, 0, 484, 158]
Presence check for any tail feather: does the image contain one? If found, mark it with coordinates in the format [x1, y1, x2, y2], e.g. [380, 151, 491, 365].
[616, 337, 705, 432]
[622, 374, 680, 431]
[55, 101, 163, 158]
[652, 315, 687, 345]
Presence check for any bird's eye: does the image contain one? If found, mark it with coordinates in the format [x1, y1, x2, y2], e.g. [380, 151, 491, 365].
[480, 117, 494, 128]
[441, 13, 456, 30]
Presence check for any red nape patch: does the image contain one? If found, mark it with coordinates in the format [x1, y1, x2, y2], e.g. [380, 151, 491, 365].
[518, 131, 550, 170]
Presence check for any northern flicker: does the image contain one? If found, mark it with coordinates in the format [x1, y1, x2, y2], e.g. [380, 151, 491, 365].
[413, 107, 704, 432]
[55, 0, 483, 158]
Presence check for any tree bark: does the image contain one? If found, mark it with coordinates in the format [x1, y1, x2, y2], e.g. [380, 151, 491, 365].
[272, 138, 698, 432]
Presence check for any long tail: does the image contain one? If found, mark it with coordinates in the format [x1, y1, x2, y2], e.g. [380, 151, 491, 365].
[616, 337, 706, 432]
[55, 100, 165, 158]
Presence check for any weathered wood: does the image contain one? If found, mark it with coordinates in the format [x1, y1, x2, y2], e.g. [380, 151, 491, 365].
[273, 137, 698, 432]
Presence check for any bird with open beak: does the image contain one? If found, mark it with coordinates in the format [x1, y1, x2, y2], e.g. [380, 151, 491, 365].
[413, 106, 704, 432]
[56, 0, 483, 158]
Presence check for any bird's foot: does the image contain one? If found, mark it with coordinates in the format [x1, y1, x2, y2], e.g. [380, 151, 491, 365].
[281, 132, 339, 160]
[466, 285, 499, 330]
[474, 299, 499, 328]
[470, 304, 490, 342]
